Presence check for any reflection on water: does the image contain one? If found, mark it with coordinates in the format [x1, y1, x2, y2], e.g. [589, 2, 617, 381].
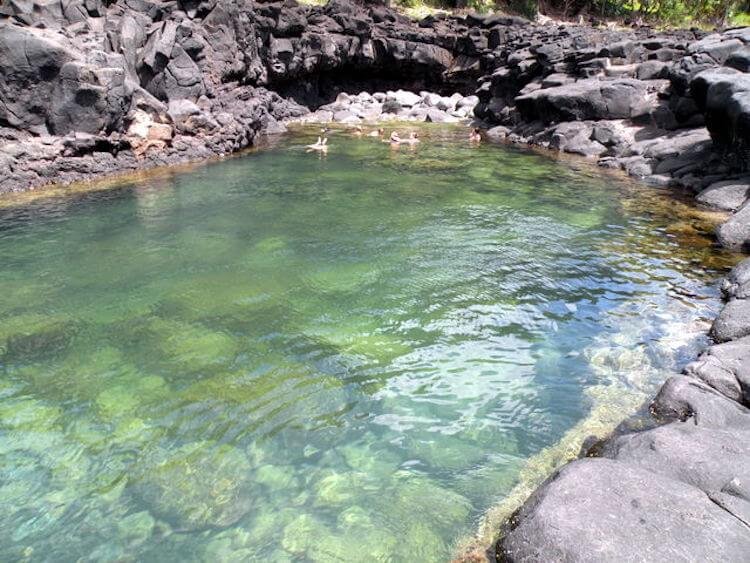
[0, 126, 736, 561]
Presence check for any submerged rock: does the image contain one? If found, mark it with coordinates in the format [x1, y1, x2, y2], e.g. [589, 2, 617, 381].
[129, 442, 254, 532]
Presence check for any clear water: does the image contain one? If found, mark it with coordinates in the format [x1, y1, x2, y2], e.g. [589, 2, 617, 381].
[0, 126, 730, 562]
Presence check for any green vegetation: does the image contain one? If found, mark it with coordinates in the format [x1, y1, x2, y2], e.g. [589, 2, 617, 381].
[390, 0, 749, 25]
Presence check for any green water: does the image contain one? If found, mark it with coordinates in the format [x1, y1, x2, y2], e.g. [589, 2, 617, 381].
[0, 126, 726, 561]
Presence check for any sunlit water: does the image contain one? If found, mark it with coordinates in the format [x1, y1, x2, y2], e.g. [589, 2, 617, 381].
[0, 126, 733, 561]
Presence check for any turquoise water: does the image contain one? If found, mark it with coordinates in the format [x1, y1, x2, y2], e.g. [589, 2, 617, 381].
[0, 126, 726, 561]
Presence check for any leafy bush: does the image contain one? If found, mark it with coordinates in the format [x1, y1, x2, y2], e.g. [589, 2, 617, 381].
[391, 0, 745, 25]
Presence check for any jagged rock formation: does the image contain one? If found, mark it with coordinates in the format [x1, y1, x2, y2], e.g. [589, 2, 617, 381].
[0, 0, 489, 192]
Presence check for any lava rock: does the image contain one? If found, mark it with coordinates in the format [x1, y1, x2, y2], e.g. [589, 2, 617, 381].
[712, 298, 750, 343]
[696, 178, 750, 211]
[717, 203, 750, 250]
[498, 458, 750, 562]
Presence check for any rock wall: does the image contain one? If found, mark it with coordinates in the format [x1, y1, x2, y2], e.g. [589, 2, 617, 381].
[0, 0, 488, 193]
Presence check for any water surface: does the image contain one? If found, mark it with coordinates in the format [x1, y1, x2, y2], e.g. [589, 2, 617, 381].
[0, 126, 730, 561]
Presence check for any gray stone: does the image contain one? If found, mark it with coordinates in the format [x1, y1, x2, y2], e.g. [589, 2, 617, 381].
[723, 257, 750, 300]
[717, 203, 750, 250]
[602, 422, 750, 499]
[696, 179, 750, 211]
[712, 299, 750, 343]
[498, 458, 750, 562]
[684, 335, 750, 404]
[515, 78, 653, 123]
[485, 125, 510, 141]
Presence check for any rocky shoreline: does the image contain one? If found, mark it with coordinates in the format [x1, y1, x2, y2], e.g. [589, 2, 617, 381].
[3, 0, 750, 560]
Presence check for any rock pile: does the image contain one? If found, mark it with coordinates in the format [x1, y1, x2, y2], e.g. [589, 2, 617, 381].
[295, 89, 479, 124]
[469, 20, 750, 251]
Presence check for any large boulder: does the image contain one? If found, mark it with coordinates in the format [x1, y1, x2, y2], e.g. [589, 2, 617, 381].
[497, 458, 750, 562]
[717, 203, 750, 250]
[722, 257, 750, 299]
[129, 442, 254, 532]
[691, 69, 750, 149]
[0, 24, 74, 134]
[684, 335, 750, 404]
[712, 298, 750, 343]
[0, 24, 134, 135]
[601, 419, 750, 498]
[515, 79, 653, 124]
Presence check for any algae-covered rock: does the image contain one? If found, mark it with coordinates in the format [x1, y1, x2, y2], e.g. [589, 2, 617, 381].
[314, 471, 379, 506]
[95, 375, 168, 419]
[0, 397, 62, 431]
[401, 521, 448, 561]
[282, 514, 329, 555]
[303, 315, 411, 364]
[377, 471, 473, 534]
[305, 262, 379, 294]
[130, 441, 254, 532]
[255, 464, 298, 492]
[0, 313, 79, 363]
[117, 511, 155, 547]
[404, 431, 486, 471]
[155, 320, 240, 373]
[337, 439, 401, 475]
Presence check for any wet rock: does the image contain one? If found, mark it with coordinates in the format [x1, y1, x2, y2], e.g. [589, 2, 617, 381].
[712, 298, 750, 343]
[498, 458, 750, 562]
[722, 257, 750, 300]
[717, 203, 750, 250]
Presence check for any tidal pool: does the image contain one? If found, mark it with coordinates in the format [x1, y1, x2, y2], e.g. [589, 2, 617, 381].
[0, 126, 735, 561]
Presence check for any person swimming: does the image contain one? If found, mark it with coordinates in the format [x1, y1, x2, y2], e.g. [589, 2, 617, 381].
[368, 128, 384, 138]
[306, 137, 329, 152]
[469, 128, 481, 143]
[404, 131, 420, 145]
[351, 125, 364, 137]
[389, 131, 402, 144]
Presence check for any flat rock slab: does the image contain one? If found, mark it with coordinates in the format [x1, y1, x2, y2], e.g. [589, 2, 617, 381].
[696, 178, 750, 211]
[498, 458, 750, 562]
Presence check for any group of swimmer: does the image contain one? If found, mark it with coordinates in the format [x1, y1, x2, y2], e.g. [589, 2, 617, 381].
[305, 126, 482, 153]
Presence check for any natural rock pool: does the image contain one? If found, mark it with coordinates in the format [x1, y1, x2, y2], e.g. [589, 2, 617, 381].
[0, 125, 735, 561]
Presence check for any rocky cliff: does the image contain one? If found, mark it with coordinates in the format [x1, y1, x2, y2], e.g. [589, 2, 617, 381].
[0, 0, 487, 192]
